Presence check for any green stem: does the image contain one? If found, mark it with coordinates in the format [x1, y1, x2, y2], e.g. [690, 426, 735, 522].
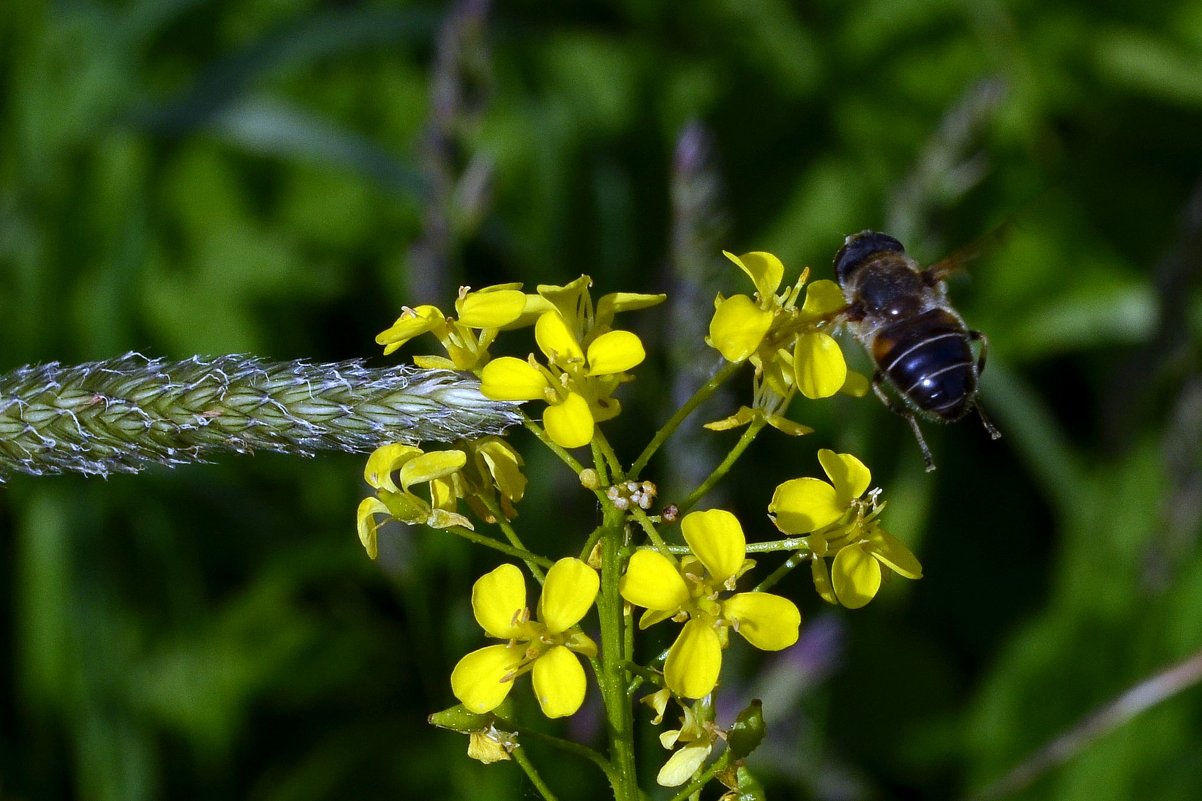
[578, 524, 605, 563]
[591, 437, 612, 487]
[753, 549, 810, 593]
[511, 744, 559, 801]
[629, 359, 742, 478]
[495, 716, 615, 783]
[625, 662, 663, 694]
[593, 432, 624, 481]
[597, 503, 638, 801]
[478, 496, 547, 583]
[629, 506, 676, 562]
[658, 537, 809, 556]
[676, 417, 767, 513]
[445, 525, 554, 568]
[523, 415, 586, 475]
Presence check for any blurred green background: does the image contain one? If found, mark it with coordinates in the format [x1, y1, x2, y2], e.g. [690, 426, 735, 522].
[3, 0, 1202, 799]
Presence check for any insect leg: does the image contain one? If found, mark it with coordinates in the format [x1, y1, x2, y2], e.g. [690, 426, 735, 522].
[871, 371, 936, 472]
[968, 329, 989, 375]
[974, 400, 1002, 440]
[966, 331, 1002, 440]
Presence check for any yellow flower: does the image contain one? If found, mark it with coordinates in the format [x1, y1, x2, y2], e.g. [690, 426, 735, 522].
[768, 449, 922, 609]
[768, 448, 871, 534]
[375, 284, 536, 370]
[654, 698, 718, 787]
[480, 279, 660, 449]
[451, 559, 599, 718]
[619, 510, 800, 699]
[356, 444, 473, 558]
[705, 251, 860, 431]
[355, 438, 528, 559]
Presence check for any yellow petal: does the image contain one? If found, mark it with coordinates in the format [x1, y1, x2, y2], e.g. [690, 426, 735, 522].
[378, 488, 431, 525]
[585, 330, 645, 375]
[793, 332, 847, 399]
[768, 478, 843, 534]
[467, 731, 512, 764]
[364, 443, 421, 492]
[642, 687, 671, 725]
[707, 294, 774, 362]
[534, 311, 584, 364]
[865, 527, 923, 579]
[657, 741, 712, 787]
[356, 497, 390, 559]
[817, 449, 871, 505]
[840, 369, 870, 397]
[543, 392, 594, 448]
[664, 619, 722, 699]
[620, 550, 689, 611]
[831, 544, 883, 609]
[412, 354, 458, 370]
[596, 291, 666, 328]
[376, 305, 445, 355]
[765, 414, 814, 437]
[472, 563, 527, 638]
[722, 593, 801, 651]
[538, 558, 599, 633]
[811, 557, 837, 605]
[425, 507, 473, 530]
[399, 449, 467, 490]
[704, 406, 758, 431]
[477, 439, 527, 503]
[680, 509, 746, 583]
[799, 279, 846, 321]
[723, 250, 783, 300]
[562, 629, 598, 658]
[638, 608, 676, 630]
[450, 643, 524, 713]
[480, 356, 549, 401]
[531, 645, 586, 718]
[456, 288, 528, 328]
[536, 275, 593, 322]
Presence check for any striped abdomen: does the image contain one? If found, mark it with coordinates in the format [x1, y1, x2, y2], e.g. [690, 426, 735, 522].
[872, 309, 976, 420]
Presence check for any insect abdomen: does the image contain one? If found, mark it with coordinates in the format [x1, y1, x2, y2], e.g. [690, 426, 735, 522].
[872, 309, 976, 420]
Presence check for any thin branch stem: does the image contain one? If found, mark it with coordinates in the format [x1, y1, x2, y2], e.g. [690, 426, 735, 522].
[477, 495, 547, 583]
[629, 506, 676, 561]
[511, 744, 559, 801]
[629, 359, 742, 478]
[495, 716, 615, 783]
[753, 549, 810, 593]
[676, 416, 767, 513]
[444, 525, 554, 568]
[523, 415, 585, 475]
[593, 432, 624, 482]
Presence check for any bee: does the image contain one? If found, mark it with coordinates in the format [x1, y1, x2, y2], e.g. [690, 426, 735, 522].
[833, 230, 1001, 471]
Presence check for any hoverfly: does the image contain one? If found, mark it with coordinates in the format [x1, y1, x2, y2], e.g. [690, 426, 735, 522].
[833, 231, 1001, 471]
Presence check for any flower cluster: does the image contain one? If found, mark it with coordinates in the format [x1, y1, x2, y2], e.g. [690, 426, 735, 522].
[362, 253, 930, 796]
[356, 437, 525, 559]
[480, 276, 663, 448]
[620, 509, 801, 698]
[769, 449, 923, 608]
[706, 251, 866, 434]
[376, 276, 663, 450]
[451, 558, 599, 718]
